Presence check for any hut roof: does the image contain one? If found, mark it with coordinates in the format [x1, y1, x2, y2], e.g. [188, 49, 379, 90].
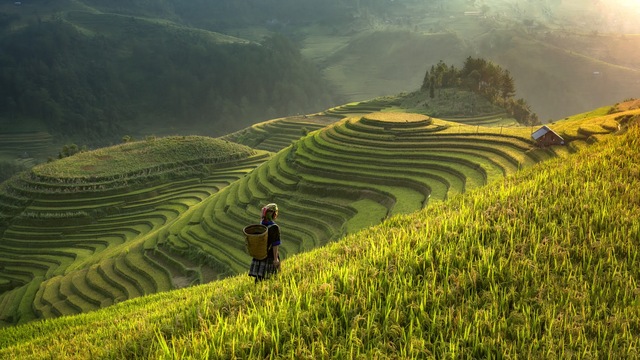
[532, 125, 563, 141]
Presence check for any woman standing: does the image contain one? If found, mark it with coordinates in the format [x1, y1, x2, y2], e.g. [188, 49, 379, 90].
[248, 203, 281, 282]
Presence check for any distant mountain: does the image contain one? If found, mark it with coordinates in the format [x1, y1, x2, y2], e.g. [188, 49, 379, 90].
[0, 4, 341, 145]
[1, 0, 639, 162]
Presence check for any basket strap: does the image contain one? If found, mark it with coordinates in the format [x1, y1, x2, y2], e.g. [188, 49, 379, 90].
[265, 224, 277, 253]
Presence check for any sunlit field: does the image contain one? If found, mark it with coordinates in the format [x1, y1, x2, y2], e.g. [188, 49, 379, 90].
[0, 116, 637, 359]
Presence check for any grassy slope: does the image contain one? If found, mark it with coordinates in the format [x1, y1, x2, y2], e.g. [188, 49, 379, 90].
[0, 137, 263, 325]
[0, 101, 632, 327]
[32, 136, 255, 178]
[0, 121, 638, 358]
[171, 109, 555, 279]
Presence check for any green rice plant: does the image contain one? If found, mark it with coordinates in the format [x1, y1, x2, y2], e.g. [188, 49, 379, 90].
[112, 257, 154, 295]
[83, 264, 125, 305]
[292, 148, 433, 208]
[0, 286, 21, 323]
[300, 135, 470, 193]
[550, 110, 635, 140]
[34, 276, 69, 317]
[96, 260, 141, 299]
[123, 250, 173, 293]
[224, 115, 337, 152]
[320, 128, 496, 190]
[5, 120, 637, 356]
[0, 108, 630, 328]
[310, 132, 489, 189]
[0, 260, 47, 282]
[58, 273, 101, 313]
[144, 249, 200, 288]
[0, 286, 28, 324]
[440, 112, 518, 127]
[323, 98, 397, 117]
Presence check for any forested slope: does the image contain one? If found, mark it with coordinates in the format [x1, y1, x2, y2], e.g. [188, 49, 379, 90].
[0, 9, 338, 144]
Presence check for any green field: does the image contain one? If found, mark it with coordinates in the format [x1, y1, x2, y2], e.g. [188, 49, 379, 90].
[0, 136, 269, 324]
[0, 108, 637, 358]
[1, 99, 631, 326]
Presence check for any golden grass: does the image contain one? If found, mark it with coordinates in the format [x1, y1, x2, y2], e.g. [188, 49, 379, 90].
[362, 112, 430, 124]
[549, 108, 640, 139]
[614, 99, 640, 112]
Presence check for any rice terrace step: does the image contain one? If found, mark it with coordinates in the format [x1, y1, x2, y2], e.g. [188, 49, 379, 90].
[0, 101, 630, 326]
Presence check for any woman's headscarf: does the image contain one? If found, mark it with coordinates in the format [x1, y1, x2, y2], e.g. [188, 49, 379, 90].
[261, 203, 278, 222]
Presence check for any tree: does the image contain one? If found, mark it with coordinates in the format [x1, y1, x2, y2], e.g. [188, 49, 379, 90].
[421, 57, 538, 125]
[421, 68, 431, 91]
[5, 97, 17, 120]
[507, 98, 539, 126]
[500, 70, 516, 99]
[58, 143, 81, 158]
[466, 70, 481, 91]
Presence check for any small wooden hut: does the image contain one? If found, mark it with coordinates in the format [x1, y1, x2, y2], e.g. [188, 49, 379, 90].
[532, 125, 565, 147]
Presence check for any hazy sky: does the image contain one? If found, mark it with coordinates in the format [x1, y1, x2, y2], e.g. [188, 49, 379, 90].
[483, 0, 640, 33]
[594, 0, 640, 32]
[555, 0, 640, 33]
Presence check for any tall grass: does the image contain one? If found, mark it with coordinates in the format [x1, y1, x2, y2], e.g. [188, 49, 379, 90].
[0, 121, 637, 358]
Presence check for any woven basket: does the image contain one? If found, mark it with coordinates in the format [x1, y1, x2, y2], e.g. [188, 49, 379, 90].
[243, 224, 268, 260]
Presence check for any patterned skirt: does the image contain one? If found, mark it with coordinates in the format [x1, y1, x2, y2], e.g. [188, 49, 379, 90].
[248, 257, 279, 280]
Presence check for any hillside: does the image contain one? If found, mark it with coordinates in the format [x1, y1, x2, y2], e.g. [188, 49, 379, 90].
[3, 0, 640, 179]
[0, 136, 269, 325]
[293, 1, 640, 121]
[0, 4, 338, 150]
[221, 91, 520, 153]
[0, 114, 637, 358]
[160, 106, 623, 279]
[0, 97, 631, 327]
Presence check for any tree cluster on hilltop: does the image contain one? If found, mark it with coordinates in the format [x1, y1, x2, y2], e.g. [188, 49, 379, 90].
[422, 57, 540, 125]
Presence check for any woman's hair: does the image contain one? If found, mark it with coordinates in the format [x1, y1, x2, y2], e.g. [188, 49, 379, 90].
[261, 203, 278, 221]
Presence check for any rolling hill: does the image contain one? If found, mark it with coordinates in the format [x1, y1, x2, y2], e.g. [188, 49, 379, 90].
[0, 2, 338, 153]
[0, 136, 268, 325]
[0, 106, 637, 358]
[0, 98, 632, 327]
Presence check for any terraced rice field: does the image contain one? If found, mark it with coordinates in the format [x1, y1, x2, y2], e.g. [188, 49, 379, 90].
[0, 108, 627, 325]
[0, 145, 270, 324]
[223, 98, 404, 153]
[161, 112, 564, 283]
[0, 131, 54, 167]
[223, 114, 339, 153]
[439, 112, 519, 127]
[0, 132, 53, 158]
[323, 97, 401, 117]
